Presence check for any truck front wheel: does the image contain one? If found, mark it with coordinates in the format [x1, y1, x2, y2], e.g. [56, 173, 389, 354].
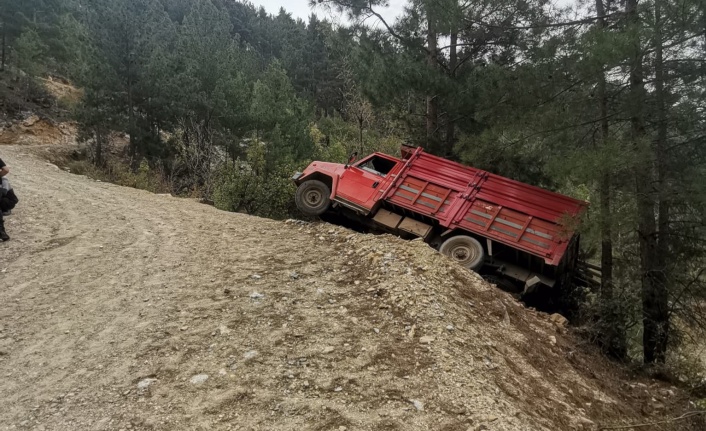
[295, 180, 331, 216]
[439, 235, 485, 271]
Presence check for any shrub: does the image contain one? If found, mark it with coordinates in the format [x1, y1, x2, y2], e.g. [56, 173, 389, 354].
[212, 145, 297, 219]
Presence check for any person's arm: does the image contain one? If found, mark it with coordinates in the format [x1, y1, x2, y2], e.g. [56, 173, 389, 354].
[0, 166, 8, 177]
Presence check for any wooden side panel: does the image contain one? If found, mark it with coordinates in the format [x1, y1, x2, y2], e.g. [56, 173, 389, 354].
[373, 209, 403, 229]
[398, 217, 432, 238]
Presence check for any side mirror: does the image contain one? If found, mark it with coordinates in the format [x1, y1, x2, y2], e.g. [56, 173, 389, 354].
[345, 151, 358, 169]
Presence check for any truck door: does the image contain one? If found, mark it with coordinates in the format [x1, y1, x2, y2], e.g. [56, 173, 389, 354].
[336, 155, 399, 212]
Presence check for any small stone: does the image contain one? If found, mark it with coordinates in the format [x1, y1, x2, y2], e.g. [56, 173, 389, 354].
[189, 374, 209, 384]
[180, 326, 188, 331]
[137, 378, 157, 391]
[410, 399, 424, 411]
[249, 292, 264, 300]
[251, 274, 262, 280]
[289, 272, 299, 280]
[419, 336, 435, 344]
[549, 336, 557, 345]
[218, 325, 231, 335]
[577, 417, 595, 426]
[243, 350, 258, 360]
[334, 386, 343, 392]
[549, 313, 568, 327]
[373, 328, 380, 334]
[446, 325, 455, 331]
[223, 288, 231, 294]
[322, 346, 335, 354]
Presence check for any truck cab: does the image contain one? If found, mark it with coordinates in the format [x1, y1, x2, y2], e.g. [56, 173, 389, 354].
[293, 152, 403, 216]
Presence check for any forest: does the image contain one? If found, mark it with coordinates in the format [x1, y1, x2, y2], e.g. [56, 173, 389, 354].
[0, 0, 705, 372]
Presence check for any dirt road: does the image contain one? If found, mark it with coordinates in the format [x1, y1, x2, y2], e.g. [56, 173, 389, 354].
[0, 145, 694, 431]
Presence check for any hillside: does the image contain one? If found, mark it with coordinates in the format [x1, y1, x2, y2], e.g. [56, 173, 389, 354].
[0, 143, 700, 431]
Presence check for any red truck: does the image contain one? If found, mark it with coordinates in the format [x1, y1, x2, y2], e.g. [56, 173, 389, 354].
[293, 146, 588, 299]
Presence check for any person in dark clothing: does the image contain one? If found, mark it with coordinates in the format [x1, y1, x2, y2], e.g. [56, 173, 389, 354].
[0, 157, 11, 241]
[1, 177, 18, 215]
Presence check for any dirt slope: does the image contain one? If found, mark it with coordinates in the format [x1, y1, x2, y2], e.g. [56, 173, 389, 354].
[0, 115, 77, 147]
[0, 145, 697, 431]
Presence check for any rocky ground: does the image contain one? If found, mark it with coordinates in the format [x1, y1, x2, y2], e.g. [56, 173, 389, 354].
[0, 143, 702, 431]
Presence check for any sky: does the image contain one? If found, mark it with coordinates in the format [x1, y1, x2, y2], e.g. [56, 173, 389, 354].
[250, 0, 407, 26]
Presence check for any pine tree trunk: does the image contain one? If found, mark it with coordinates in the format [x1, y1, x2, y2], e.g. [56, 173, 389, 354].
[358, 117, 364, 154]
[626, 0, 664, 364]
[1, 22, 5, 72]
[95, 130, 104, 167]
[425, 11, 438, 152]
[128, 79, 137, 163]
[595, 0, 613, 298]
[653, 0, 671, 362]
[596, 0, 626, 360]
[445, 32, 458, 158]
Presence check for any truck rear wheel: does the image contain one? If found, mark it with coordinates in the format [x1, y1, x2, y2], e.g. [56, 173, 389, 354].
[295, 180, 331, 216]
[439, 235, 485, 271]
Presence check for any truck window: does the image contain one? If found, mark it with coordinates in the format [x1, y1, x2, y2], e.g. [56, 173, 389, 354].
[358, 156, 396, 177]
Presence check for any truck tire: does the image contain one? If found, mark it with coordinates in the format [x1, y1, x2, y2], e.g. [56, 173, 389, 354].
[439, 235, 485, 271]
[295, 180, 331, 216]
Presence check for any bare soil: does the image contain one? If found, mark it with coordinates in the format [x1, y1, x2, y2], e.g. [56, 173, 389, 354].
[0, 115, 77, 147]
[0, 143, 702, 431]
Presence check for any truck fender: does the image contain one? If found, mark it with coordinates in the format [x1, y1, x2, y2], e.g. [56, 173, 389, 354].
[297, 173, 337, 199]
[329, 174, 339, 200]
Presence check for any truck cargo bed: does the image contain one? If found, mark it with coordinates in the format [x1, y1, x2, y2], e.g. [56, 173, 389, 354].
[383, 149, 587, 265]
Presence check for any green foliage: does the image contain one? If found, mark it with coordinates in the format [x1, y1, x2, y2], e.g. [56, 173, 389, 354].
[66, 158, 171, 194]
[314, 115, 405, 160]
[15, 28, 48, 77]
[212, 144, 297, 219]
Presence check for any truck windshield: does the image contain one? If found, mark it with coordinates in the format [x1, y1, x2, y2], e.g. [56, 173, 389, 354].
[357, 156, 396, 177]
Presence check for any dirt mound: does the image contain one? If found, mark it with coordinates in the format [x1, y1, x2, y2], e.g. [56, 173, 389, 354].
[0, 146, 701, 431]
[41, 76, 83, 104]
[0, 115, 77, 146]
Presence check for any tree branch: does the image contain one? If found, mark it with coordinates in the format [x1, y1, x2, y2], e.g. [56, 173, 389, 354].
[464, 13, 623, 31]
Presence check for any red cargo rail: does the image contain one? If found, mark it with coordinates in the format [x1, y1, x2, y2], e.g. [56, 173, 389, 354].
[382, 148, 587, 266]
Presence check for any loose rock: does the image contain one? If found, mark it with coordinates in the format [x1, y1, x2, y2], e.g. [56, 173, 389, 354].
[189, 374, 209, 385]
[410, 399, 424, 411]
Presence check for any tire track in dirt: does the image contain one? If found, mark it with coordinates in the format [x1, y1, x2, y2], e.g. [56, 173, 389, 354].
[0, 147, 350, 430]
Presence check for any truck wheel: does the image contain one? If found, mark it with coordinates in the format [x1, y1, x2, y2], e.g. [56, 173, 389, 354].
[439, 235, 485, 271]
[295, 180, 331, 216]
